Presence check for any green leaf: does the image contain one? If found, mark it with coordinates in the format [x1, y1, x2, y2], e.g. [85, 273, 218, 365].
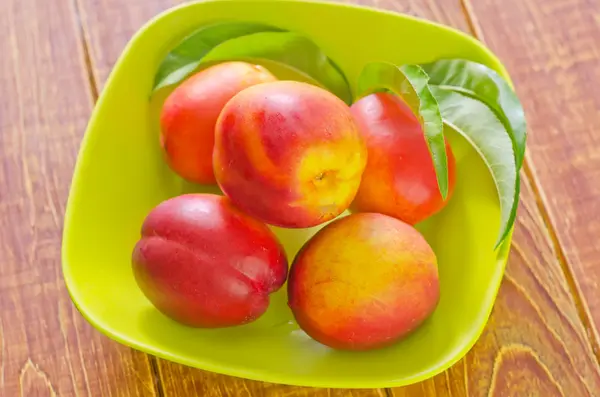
[356, 62, 449, 199]
[421, 59, 527, 169]
[152, 22, 282, 92]
[200, 32, 352, 104]
[430, 87, 518, 248]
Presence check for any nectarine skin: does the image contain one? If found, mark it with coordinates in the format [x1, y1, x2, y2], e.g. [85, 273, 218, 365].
[288, 212, 439, 350]
[213, 81, 367, 228]
[132, 194, 288, 328]
[350, 92, 456, 224]
[160, 62, 277, 184]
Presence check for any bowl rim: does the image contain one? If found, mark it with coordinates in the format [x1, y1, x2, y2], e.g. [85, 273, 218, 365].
[62, 0, 515, 388]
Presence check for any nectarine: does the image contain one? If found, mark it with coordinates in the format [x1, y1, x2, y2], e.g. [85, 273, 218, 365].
[132, 194, 288, 328]
[160, 61, 277, 184]
[350, 92, 456, 224]
[288, 212, 439, 350]
[213, 81, 367, 228]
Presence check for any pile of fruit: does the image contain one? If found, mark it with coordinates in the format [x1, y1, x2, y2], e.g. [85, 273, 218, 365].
[131, 22, 526, 351]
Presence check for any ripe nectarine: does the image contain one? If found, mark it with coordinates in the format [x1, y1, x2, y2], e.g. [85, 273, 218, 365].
[160, 62, 277, 184]
[288, 212, 440, 350]
[132, 194, 288, 328]
[350, 92, 456, 224]
[213, 81, 367, 228]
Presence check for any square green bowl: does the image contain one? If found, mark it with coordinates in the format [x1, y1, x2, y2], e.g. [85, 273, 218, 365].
[62, 0, 514, 389]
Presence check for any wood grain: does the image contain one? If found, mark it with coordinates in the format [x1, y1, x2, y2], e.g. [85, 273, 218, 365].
[464, 0, 600, 356]
[0, 0, 157, 395]
[2, 0, 595, 395]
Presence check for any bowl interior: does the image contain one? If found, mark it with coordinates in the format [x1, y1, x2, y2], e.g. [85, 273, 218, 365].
[62, 0, 511, 388]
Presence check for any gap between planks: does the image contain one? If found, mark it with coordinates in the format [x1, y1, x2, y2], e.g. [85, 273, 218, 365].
[71, 0, 99, 102]
[459, 0, 600, 366]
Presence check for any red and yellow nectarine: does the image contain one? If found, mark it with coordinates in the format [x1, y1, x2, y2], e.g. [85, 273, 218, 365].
[350, 92, 456, 224]
[132, 194, 288, 328]
[213, 81, 367, 228]
[160, 61, 277, 184]
[288, 212, 439, 350]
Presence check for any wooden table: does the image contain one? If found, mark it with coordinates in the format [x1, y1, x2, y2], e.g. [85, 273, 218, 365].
[2, 0, 600, 395]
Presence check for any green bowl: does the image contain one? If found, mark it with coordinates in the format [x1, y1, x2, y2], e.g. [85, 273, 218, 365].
[62, 0, 514, 389]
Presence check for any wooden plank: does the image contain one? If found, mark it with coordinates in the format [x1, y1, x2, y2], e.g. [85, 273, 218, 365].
[464, 0, 600, 359]
[0, 0, 157, 395]
[75, 0, 600, 396]
[75, 0, 181, 88]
